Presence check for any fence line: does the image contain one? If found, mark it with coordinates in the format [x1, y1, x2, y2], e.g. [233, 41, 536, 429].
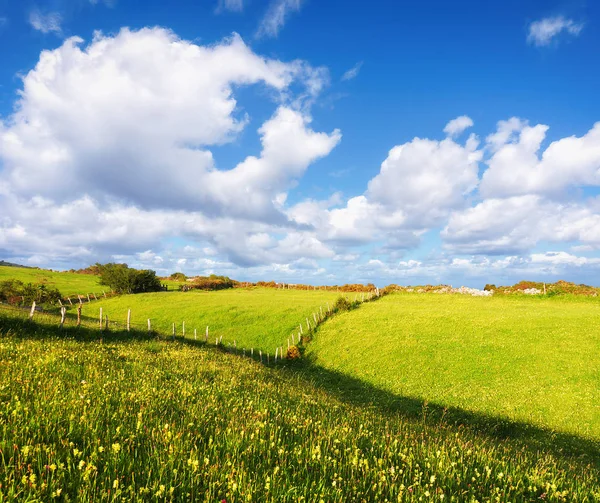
[1, 287, 385, 366]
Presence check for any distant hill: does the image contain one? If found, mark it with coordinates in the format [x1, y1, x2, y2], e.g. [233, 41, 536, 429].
[0, 260, 32, 269]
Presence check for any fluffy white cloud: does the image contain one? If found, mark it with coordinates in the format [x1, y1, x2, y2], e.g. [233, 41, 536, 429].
[443, 115, 474, 137]
[28, 9, 62, 35]
[0, 28, 342, 269]
[256, 0, 303, 39]
[443, 195, 600, 254]
[527, 16, 583, 47]
[366, 133, 482, 226]
[0, 28, 339, 221]
[480, 119, 600, 198]
[286, 126, 483, 251]
[341, 62, 363, 81]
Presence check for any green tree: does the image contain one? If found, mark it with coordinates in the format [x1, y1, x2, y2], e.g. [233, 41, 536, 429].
[97, 263, 162, 294]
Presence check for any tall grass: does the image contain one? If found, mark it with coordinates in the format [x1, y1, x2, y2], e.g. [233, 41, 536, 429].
[1, 314, 599, 502]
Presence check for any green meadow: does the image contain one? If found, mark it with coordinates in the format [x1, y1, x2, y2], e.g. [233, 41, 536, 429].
[307, 293, 600, 441]
[0, 265, 102, 297]
[1, 314, 599, 502]
[80, 289, 339, 353]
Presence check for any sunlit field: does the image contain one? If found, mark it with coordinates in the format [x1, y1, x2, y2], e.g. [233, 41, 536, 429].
[308, 293, 600, 440]
[80, 288, 339, 353]
[1, 313, 599, 502]
[0, 265, 103, 297]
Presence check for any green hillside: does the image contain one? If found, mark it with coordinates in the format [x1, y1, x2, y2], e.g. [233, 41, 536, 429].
[0, 265, 102, 297]
[1, 312, 599, 502]
[307, 292, 600, 440]
[80, 288, 339, 353]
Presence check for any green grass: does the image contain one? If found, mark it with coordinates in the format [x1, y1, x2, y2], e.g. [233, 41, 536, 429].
[1, 313, 599, 502]
[79, 288, 339, 353]
[0, 265, 103, 297]
[307, 293, 600, 441]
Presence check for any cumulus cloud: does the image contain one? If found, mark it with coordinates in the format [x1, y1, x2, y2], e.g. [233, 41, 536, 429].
[287, 126, 483, 250]
[28, 9, 62, 35]
[0, 27, 341, 269]
[341, 61, 363, 81]
[443, 195, 600, 254]
[480, 119, 600, 198]
[527, 16, 583, 47]
[443, 116, 474, 137]
[256, 0, 303, 39]
[0, 28, 339, 220]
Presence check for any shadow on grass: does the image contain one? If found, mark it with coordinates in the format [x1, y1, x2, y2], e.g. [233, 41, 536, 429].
[286, 353, 600, 468]
[2, 311, 599, 469]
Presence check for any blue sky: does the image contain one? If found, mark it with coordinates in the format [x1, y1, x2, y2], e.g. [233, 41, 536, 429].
[1, 0, 600, 287]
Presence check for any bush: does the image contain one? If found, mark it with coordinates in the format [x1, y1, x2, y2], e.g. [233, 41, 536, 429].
[483, 284, 496, 291]
[189, 275, 237, 291]
[97, 263, 162, 294]
[286, 345, 301, 360]
[169, 272, 187, 282]
[0, 279, 62, 305]
[334, 296, 353, 312]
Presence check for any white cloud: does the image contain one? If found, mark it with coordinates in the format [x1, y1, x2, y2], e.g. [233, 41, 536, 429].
[443, 115, 474, 137]
[216, 0, 244, 13]
[527, 16, 583, 47]
[480, 119, 600, 198]
[0, 28, 338, 221]
[341, 61, 363, 81]
[443, 195, 600, 255]
[28, 9, 62, 35]
[366, 133, 482, 226]
[256, 0, 303, 39]
[0, 28, 342, 269]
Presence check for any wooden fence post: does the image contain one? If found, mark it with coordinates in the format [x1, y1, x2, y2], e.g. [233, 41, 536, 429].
[172, 323, 175, 340]
[313, 312, 317, 325]
[28, 301, 36, 320]
[182, 321, 185, 338]
[60, 307, 66, 328]
[105, 315, 109, 331]
[300, 323, 303, 335]
[58, 299, 63, 307]
[205, 326, 209, 343]
[99, 308, 103, 329]
[127, 309, 131, 332]
[306, 318, 310, 331]
[77, 305, 82, 327]
[147, 319, 151, 334]
[67, 297, 73, 306]
[103, 291, 107, 298]
[194, 328, 197, 340]
[87, 294, 91, 303]
[92, 293, 97, 301]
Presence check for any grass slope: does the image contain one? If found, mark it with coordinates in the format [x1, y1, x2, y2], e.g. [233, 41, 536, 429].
[1, 313, 599, 502]
[80, 288, 339, 353]
[307, 293, 600, 440]
[0, 265, 102, 296]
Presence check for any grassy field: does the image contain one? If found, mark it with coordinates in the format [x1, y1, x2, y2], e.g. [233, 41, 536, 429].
[307, 293, 600, 441]
[79, 288, 339, 353]
[0, 265, 103, 297]
[1, 313, 599, 502]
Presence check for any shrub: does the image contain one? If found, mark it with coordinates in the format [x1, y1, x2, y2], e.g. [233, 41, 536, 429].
[189, 275, 237, 291]
[334, 296, 353, 312]
[483, 284, 496, 291]
[169, 272, 187, 282]
[286, 345, 301, 360]
[0, 279, 62, 305]
[97, 263, 162, 294]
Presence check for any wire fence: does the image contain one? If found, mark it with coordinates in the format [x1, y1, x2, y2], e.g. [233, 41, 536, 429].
[1, 288, 384, 365]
